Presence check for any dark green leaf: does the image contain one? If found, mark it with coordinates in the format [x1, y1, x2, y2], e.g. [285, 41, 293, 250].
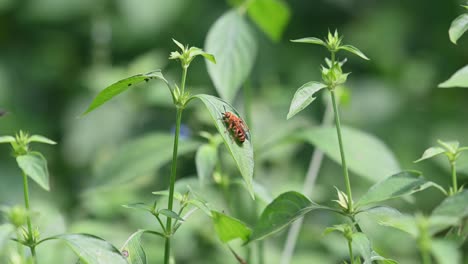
[287, 81, 327, 119]
[250, 191, 323, 241]
[438, 65, 468, 88]
[193, 94, 254, 198]
[432, 191, 468, 220]
[0, 136, 15, 144]
[356, 171, 431, 207]
[16, 151, 50, 191]
[449, 13, 468, 44]
[46, 234, 128, 264]
[82, 70, 168, 116]
[290, 37, 326, 46]
[295, 126, 400, 182]
[158, 209, 184, 221]
[247, 0, 290, 41]
[414, 146, 445, 162]
[337, 45, 370, 60]
[28, 135, 57, 145]
[205, 10, 257, 103]
[211, 210, 251, 243]
[195, 144, 218, 185]
[431, 239, 461, 264]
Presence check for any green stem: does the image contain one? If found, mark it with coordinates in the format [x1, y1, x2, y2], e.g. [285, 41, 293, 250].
[22, 171, 36, 263]
[420, 248, 432, 264]
[164, 108, 183, 264]
[347, 239, 354, 264]
[180, 66, 188, 95]
[330, 90, 353, 211]
[450, 160, 457, 195]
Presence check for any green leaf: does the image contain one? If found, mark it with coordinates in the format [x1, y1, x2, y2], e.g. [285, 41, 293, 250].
[189, 47, 217, 64]
[286, 81, 327, 119]
[414, 146, 445, 163]
[0, 224, 13, 252]
[121, 230, 146, 264]
[82, 70, 168, 116]
[205, 10, 257, 103]
[290, 37, 326, 46]
[449, 13, 468, 44]
[46, 234, 129, 264]
[438, 65, 468, 88]
[352, 233, 397, 264]
[122, 203, 153, 213]
[158, 209, 184, 221]
[431, 239, 461, 264]
[16, 151, 50, 191]
[91, 133, 200, 189]
[337, 45, 370, 60]
[211, 210, 251, 243]
[247, 0, 291, 41]
[295, 126, 400, 182]
[0, 135, 15, 144]
[195, 144, 218, 185]
[356, 171, 431, 207]
[192, 94, 254, 198]
[432, 191, 468, 220]
[28, 135, 57, 145]
[250, 191, 324, 241]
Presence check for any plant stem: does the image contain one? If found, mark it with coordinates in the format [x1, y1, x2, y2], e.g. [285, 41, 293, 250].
[22, 171, 36, 263]
[347, 239, 354, 264]
[450, 160, 457, 195]
[164, 108, 183, 264]
[420, 249, 432, 264]
[181, 66, 188, 95]
[330, 90, 353, 211]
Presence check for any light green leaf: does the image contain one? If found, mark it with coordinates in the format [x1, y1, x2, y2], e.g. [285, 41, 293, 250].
[449, 13, 468, 44]
[82, 70, 168, 116]
[189, 47, 216, 64]
[16, 151, 50, 191]
[352, 233, 397, 264]
[338, 45, 370, 60]
[250, 191, 324, 241]
[211, 210, 251, 243]
[205, 10, 257, 103]
[438, 65, 468, 88]
[158, 209, 184, 221]
[432, 191, 468, 220]
[0, 224, 13, 252]
[0, 136, 15, 144]
[287, 81, 327, 119]
[247, 0, 290, 41]
[122, 203, 153, 213]
[414, 146, 445, 163]
[121, 230, 146, 264]
[290, 37, 326, 46]
[28, 135, 57, 145]
[356, 171, 431, 207]
[295, 126, 400, 182]
[44, 234, 129, 264]
[195, 144, 218, 185]
[192, 94, 254, 198]
[431, 239, 461, 264]
[91, 133, 200, 189]
[376, 214, 418, 238]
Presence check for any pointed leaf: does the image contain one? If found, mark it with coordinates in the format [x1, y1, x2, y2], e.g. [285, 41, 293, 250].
[172, 38, 185, 51]
[0, 136, 15, 144]
[247, 0, 291, 41]
[432, 190, 468, 220]
[287, 81, 327, 119]
[28, 135, 57, 145]
[250, 191, 324, 241]
[46, 234, 128, 264]
[438, 65, 468, 88]
[195, 144, 218, 185]
[356, 171, 431, 207]
[193, 94, 254, 198]
[431, 239, 461, 264]
[16, 152, 50, 191]
[189, 47, 216, 64]
[295, 126, 400, 182]
[449, 13, 468, 44]
[211, 210, 251, 243]
[291, 37, 326, 46]
[338, 45, 370, 60]
[158, 209, 184, 221]
[205, 10, 257, 103]
[122, 203, 153, 213]
[82, 70, 168, 116]
[121, 230, 146, 264]
[414, 146, 445, 163]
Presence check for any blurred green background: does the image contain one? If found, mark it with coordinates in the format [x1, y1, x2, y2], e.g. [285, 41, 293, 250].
[0, 0, 467, 263]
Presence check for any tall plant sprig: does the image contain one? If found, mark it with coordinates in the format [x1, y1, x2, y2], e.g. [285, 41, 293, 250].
[82, 39, 256, 263]
[288, 30, 369, 213]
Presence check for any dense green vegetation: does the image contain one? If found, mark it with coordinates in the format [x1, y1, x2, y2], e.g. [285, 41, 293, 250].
[0, 0, 467, 263]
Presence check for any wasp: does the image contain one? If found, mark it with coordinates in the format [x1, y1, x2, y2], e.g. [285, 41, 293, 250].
[221, 106, 249, 144]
